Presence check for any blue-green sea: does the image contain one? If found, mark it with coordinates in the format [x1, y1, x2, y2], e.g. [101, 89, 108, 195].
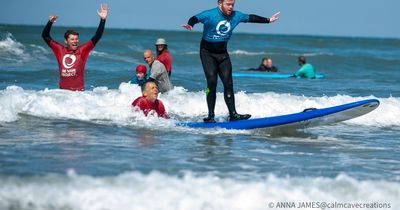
[0, 24, 399, 210]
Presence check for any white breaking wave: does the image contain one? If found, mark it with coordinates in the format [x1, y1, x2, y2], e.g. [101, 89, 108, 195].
[0, 171, 398, 210]
[0, 32, 50, 63]
[0, 32, 27, 60]
[0, 84, 399, 128]
[229, 50, 266, 56]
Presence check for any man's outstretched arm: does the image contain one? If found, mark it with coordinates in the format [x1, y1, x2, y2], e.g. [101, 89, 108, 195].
[42, 15, 58, 45]
[91, 3, 109, 45]
[249, 11, 280, 23]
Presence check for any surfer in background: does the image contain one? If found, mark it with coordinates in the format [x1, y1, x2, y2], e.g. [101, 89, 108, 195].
[294, 56, 316, 78]
[41, 4, 108, 91]
[182, 0, 280, 122]
[132, 80, 169, 119]
[155, 38, 173, 76]
[130, 64, 148, 86]
[251, 57, 278, 72]
[143, 49, 173, 93]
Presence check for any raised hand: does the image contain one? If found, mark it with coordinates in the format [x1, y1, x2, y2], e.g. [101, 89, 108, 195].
[49, 15, 58, 23]
[181, 24, 193, 31]
[97, 3, 109, 20]
[269, 11, 280, 23]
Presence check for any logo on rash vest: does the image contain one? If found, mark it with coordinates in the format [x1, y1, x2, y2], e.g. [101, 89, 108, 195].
[62, 54, 76, 69]
[61, 54, 77, 77]
[216, 20, 231, 37]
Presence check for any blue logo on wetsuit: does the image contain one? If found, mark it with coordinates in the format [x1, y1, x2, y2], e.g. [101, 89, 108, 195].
[195, 8, 249, 42]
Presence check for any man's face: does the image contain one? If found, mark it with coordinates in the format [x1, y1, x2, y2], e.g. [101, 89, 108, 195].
[267, 59, 273, 68]
[143, 82, 159, 103]
[219, 0, 235, 16]
[144, 51, 154, 65]
[65, 34, 79, 50]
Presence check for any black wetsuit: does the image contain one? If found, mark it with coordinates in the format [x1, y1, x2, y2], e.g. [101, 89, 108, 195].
[188, 9, 270, 122]
[256, 64, 279, 72]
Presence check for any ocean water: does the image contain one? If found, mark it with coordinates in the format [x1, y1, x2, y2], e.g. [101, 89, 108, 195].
[0, 24, 400, 210]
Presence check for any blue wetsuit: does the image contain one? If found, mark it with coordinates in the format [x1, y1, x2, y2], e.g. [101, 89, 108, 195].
[295, 63, 316, 79]
[130, 76, 148, 86]
[187, 8, 270, 122]
[196, 8, 250, 43]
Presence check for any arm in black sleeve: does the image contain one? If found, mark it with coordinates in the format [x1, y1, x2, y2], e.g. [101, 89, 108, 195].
[42, 21, 53, 45]
[91, 19, 106, 46]
[249, 14, 270, 23]
[187, 16, 199, 27]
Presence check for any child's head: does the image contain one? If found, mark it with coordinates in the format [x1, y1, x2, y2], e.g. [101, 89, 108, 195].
[136, 64, 147, 80]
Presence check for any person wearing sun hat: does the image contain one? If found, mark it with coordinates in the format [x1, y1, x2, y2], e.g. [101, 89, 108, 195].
[155, 38, 173, 76]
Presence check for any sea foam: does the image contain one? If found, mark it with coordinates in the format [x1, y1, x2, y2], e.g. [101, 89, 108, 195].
[0, 171, 398, 210]
[0, 84, 399, 129]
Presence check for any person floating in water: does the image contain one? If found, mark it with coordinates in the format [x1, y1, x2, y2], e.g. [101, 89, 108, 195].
[294, 56, 316, 78]
[182, 0, 280, 122]
[41, 4, 109, 91]
[251, 57, 278, 72]
[130, 64, 148, 86]
[132, 80, 169, 119]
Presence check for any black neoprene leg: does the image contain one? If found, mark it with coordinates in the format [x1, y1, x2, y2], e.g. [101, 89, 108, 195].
[217, 54, 236, 115]
[200, 49, 218, 117]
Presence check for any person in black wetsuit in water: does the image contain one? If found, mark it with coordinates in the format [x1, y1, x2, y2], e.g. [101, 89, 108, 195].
[182, 0, 280, 122]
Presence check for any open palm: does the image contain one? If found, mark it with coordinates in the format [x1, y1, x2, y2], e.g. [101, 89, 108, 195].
[97, 4, 109, 20]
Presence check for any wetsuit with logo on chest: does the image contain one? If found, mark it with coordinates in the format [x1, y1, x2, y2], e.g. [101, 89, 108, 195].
[42, 20, 105, 91]
[187, 8, 270, 121]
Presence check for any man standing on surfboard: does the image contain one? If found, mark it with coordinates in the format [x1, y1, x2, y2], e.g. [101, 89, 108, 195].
[42, 4, 109, 91]
[182, 0, 280, 123]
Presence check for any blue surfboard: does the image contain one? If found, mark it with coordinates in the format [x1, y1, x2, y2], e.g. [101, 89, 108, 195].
[233, 72, 325, 79]
[179, 99, 379, 130]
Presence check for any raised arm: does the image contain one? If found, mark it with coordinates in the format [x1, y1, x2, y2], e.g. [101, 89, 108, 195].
[91, 4, 108, 45]
[42, 15, 58, 45]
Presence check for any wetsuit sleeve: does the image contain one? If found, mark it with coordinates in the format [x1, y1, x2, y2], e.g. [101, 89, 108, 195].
[187, 16, 199, 27]
[42, 21, 53, 45]
[249, 14, 270, 23]
[295, 66, 306, 77]
[256, 64, 267, 71]
[132, 97, 145, 110]
[91, 19, 106, 46]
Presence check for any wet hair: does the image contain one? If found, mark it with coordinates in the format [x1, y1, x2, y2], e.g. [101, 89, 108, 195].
[64, 30, 79, 40]
[262, 57, 269, 62]
[156, 45, 169, 56]
[298, 56, 307, 65]
[141, 80, 158, 93]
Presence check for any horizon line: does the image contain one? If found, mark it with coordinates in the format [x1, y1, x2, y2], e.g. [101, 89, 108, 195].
[1, 22, 399, 40]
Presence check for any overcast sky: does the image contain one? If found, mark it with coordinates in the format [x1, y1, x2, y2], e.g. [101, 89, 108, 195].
[1, 0, 399, 38]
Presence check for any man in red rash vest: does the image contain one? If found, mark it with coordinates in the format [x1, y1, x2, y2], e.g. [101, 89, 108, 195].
[41, 4, 109, 91]
[132, 80, 169, 119]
